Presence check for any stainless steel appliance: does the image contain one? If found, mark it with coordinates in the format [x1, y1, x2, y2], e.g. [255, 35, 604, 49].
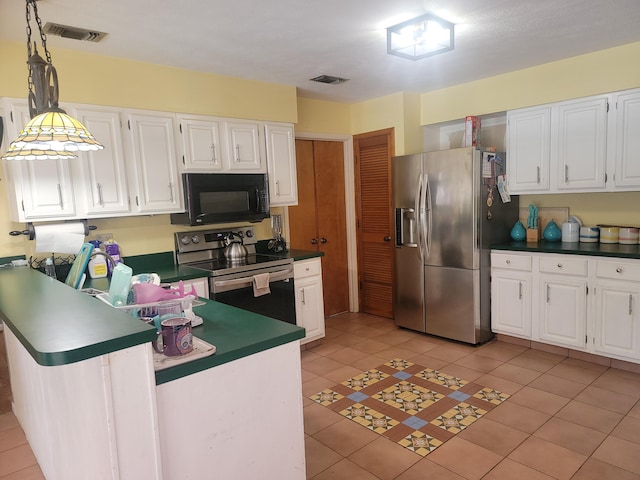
[393, 147, 518, 344]
[175, 226, 296, 324]
[170, 173, 270, 226]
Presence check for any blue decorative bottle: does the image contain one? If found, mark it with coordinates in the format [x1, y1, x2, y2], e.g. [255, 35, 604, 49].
[510, 220, 526, 241]
[543, 220, 562, 242]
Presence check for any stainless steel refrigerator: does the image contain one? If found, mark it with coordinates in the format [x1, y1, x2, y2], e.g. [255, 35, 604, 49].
[393, 147, 518, 344]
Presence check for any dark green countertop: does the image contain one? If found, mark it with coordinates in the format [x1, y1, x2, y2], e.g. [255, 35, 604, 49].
[492, 241, 640, 259]
[155, 300, 304, 385]
[0, 258, 305, 383]
[0, 267, 156, 366]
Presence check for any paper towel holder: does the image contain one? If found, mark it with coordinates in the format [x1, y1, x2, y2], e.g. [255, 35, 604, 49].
[9, 220, 96, 239]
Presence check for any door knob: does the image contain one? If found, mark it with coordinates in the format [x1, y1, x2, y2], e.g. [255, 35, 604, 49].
[311, 238, 318, 245]
[383, 236, 391, 242]
[320, 237, 327, 244]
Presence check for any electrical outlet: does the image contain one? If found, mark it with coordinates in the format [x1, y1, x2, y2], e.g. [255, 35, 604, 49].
[93, 233, 113, 244]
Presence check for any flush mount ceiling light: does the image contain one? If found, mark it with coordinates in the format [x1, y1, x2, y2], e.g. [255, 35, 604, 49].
[1, 0, 103, 161]
[387, 13, 455, 61]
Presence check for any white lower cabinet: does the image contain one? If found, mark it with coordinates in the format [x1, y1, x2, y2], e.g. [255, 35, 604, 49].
[538, 274, 587, 350]
[490, 253, 532, 338]
[536, 256, 588, 350]
[294, 258, 325, 344]
[491, 251, 640, 363]
[593, 259, 640, 360]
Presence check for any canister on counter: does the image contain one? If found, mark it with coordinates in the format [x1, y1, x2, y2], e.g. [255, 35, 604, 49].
[464, 116, 481, 147]
[619, 227, 639, 244]
[579, 226, 599, 243]
[599, 226, 619, 244]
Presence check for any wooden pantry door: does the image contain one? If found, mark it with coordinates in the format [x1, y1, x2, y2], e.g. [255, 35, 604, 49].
[289, 139, 349, 317]
[354, 128, 394, 318]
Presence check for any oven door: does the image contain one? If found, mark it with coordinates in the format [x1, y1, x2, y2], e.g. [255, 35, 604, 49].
[211, 266, 296, 325]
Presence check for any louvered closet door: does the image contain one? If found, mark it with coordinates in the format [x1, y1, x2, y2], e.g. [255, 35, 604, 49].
[354, 129, 394, 318]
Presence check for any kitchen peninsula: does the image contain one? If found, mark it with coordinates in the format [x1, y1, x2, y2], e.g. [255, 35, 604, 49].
[0, 266, 306, 480]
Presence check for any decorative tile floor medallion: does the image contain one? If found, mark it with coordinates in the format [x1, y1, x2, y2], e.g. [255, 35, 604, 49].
[309, 358, 510, 457]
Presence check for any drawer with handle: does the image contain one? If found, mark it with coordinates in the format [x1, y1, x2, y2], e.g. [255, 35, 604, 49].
[294, 258, 322, 279]
[491, 252, 532, 272]
[596, 260, 640, 282]
[538, 256, 587, 276]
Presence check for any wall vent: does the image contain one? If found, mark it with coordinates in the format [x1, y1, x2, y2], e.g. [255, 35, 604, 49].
[43, 22, 108, 42]
[309, 75, 349, 85]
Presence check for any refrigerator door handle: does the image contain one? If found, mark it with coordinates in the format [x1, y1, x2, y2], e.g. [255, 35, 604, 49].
[424, 173, 432, 258]
[416, 174, 425, 260]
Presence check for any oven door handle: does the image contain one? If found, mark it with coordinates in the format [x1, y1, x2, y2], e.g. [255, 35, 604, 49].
[212, 268, 293, 289]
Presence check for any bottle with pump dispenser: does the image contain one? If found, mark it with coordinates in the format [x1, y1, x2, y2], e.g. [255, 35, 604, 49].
[87, 241, 108, 279]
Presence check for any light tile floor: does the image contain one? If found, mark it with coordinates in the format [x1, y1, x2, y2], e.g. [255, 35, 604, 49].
[302, 312, 640, 479]
[1, 313, 640, 479]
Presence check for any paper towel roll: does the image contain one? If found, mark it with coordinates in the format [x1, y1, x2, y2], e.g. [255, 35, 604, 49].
[34, 222, 86, 254]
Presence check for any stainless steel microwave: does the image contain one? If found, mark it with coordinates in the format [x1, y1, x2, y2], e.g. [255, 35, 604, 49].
[170, 173, 270, 225]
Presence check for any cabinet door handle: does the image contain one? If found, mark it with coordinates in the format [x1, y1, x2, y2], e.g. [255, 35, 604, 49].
[384, 236, 391, 242]
[519, 282, 523, 300]
[546, 284, 550, 303]
[311, 238, 318, 245]
[168, 182, 174, 203]
[301, 288, 306, 305]
[616, 267, 623, 273]
[276, 180, 280, 196]
[630, 294, 633, 315]
[320, 237, 327, 244]
[536, 166, 540, 184]
[97, 183, 104, 206]
[557, 263, 563, 269]
[211, 144, 216, 162]
[57, 184, 63, 209]
[565, 165, 569, 184]
[235, 144, 240, 163]
[506, 259, 511, 264]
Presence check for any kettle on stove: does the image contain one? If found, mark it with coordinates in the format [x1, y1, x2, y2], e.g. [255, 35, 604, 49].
[224, 232, 248, 261]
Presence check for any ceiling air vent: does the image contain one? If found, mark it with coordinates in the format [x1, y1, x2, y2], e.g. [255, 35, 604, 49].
[43, 22, 108, 42]
[310, 75, 349, 85]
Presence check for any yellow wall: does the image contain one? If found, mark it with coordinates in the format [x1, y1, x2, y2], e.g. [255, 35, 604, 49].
[296, 98, 351, 135]
[420, 42, 640, 124]
[349, 91, 423, 155]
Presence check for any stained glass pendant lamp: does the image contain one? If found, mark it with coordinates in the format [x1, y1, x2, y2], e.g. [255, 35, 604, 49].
[1, 0, 103, 160]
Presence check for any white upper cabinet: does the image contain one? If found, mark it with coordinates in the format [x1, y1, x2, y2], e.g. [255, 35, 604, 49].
[2, 100, 76, 221]
[554, 96, 608, 191]
[507, 95, 609, 194]
[1, 97, 299, 220]
[612, 88, 640, 188]
[224, 120, 265, 172]
[178, 116, 224, 172]
[265, 123, 298, 206]
[72, 107, 130, 216]
[507, 106, 551, 193]
[125, 111, 182, 214]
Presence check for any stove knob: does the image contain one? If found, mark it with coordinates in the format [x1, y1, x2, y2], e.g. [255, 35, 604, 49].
[191, 235, 200, 244]
[245, 229, 253, 238]
[180, 236, 190, 245]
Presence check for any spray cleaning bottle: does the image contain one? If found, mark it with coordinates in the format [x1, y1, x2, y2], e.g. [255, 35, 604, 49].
[103, 238, 121, 275]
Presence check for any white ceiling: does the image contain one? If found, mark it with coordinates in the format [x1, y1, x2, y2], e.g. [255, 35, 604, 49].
[1, 0, 640, 103]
